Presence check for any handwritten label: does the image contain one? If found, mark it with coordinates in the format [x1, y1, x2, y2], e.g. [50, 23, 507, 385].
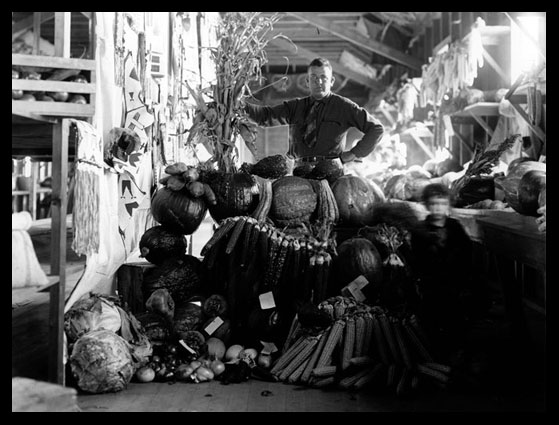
[260, 341, 278, 356]
[259, 291, 276, 310]
[178, 339, 196, 354]
[342, 275, 369, 302]
[204, 316, 224, 336]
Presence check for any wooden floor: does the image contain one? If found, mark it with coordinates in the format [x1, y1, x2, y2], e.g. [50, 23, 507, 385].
[77, 376, 545, 412]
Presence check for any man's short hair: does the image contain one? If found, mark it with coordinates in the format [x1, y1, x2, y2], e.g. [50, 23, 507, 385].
[308, 57, 332, 71]
[422, 183, 451, 203]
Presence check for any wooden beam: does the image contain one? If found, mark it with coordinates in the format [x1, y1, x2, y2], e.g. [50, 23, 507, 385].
[32, 12, 42, 55]
[49, 118, 69, 386]
[481, 47, 510, 86]
[468, 112, 494, 138]
[268, 37, 379, 88]
[285, 12, 423, 70]
[367, 12, 414, 37]
[12, 11, 55, 40]
[54, 12, 71, 58]
[408, 130, 435, 159]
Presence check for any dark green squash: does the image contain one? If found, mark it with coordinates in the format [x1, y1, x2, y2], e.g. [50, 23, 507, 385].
[203, 171, 260, 222]
[330, 237, 383, 300]
[269, 176, 317, 227]
[139, 226, 188, 265]
[248, 154, 293, 180]
[331, 175, 385, 227]
[495, 161, 546, 213]
[308, 158, 344, 184]
[150, 187, 207, 235]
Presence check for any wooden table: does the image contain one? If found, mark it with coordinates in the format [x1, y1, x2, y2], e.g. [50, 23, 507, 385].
[475, 211, 546, 338]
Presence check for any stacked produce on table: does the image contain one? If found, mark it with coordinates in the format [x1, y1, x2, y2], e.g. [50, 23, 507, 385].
[270, 297, 451, 396]
[12, 68, 90, 103]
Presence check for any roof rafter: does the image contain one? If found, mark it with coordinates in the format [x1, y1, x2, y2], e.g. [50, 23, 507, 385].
[268, 37, 380, 89]
[285, 12, 423, 70]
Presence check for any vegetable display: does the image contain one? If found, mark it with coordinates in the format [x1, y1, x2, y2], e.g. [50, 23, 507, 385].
[139, 226, 188, 265]
[331, 175, 385, 226]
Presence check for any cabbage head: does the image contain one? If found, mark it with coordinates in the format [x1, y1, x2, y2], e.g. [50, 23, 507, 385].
[70, 329, 134, 394]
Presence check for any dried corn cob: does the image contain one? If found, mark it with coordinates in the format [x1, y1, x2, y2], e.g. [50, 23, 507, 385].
[311, 365, 338, 378]
[338, 366, 373, 389]
[312, 376, 336, 388]
[300, 329, 329, 383]
[416, 363, 450, 384]
[286, 357, 311, 385]
[201, 217, 237, 256]
[225, 216, 247, 254]
[396, 367, 412, 398]
[316, 320, 345, 369]
[341, 317, 356, 370]
[372, 315, 391, 365]
[282, 315, 301, 355]
[278, 336, 319, 381]
[392, 317, 413, 369]
[353, 315, 366, 358]
[362, 313, 374, 358]
[352, 362, 385, 390]
[271, 335, 308, 375]
[402, 319, 433, 363]
[379, 314, 402, 365]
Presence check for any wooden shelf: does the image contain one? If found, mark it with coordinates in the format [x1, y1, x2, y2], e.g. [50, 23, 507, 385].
[12, 100, 95, 118]
[451, 102, 500, 118]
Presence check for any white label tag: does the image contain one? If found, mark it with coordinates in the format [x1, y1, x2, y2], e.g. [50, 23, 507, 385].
[342, 275, 368, 302]
[189, 301, 202, 307]
[178, 339, 196, 354]
[260, 341, 278, 356]
[259, 292, 276, 310]
[204, 316, 224, 336]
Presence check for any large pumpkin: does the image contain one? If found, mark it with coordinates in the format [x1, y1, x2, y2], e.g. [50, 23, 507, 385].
[517, 170, 546, 216]
[204, 171, 260, 222]
[330, 237, 383, 300]
[331, 175, 385, 226]
[151, 187, 207, 235]
[269, 176, 317, 226]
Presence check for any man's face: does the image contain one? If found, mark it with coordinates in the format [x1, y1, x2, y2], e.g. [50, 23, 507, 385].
[307, 65, 335, 100]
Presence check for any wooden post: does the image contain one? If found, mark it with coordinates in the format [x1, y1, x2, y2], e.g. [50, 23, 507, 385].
[30, 161, 39, 220]
[49, 118, 69, 386]
[32, 12, 41, 55]
[424, 26, 433, 61]
[54, 12, 71, 58]
[442, 12, 450, 40]
[451, 12, 462, 42]
[433, 17, 442, 48]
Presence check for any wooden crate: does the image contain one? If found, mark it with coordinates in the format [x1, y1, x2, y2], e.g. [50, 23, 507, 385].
[12, 53, 96, 118]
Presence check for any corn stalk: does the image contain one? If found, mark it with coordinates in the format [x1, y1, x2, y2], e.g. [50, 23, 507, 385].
[185, 12, 284, 174]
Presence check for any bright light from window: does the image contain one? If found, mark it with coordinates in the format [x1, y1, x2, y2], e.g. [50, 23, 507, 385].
[511, 16, 542, 83]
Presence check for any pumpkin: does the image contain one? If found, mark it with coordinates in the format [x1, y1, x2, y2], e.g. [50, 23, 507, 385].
[248, 154, 293, 179]
[494, 161, 546, 213]
[517, 170, 546, 216]
[330, 237, 383, 300]
[203, 171, 260, 222]
[331, 175, 385, 227]
[151, 187, 207, 235]
[269, 176, 317, 226]
[139, 225, 188, 265]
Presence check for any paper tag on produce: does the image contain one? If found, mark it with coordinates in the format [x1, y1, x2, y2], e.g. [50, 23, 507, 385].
[189, 300, 202, 307]
[204, 316, 224, 336]
[178, 340, 196, 354]
[259, 292, 276, 310]
[342, 276, 368, 302]
[260, 341, 278, 355]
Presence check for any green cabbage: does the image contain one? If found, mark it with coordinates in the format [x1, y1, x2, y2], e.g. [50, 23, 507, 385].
[70, 329, 135, 393]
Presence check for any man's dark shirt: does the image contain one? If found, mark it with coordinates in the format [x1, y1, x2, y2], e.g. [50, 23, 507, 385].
[245, 93, 384, 158]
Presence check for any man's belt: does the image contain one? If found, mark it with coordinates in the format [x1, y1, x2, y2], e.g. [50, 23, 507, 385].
[299, 155, 339, 163]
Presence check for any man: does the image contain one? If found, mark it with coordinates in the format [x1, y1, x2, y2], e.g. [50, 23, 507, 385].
[243, 57, 385, 164]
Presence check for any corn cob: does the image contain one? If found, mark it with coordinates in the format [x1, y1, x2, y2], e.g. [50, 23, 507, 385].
[353, 315, 366, 358]
[338, 366, 373, 389]
[282, 315, 301, 355]
[225, 216, 248, 255]
[392, 317, 413, 369]
[402, 319, 434, 363]
[204, 238, 223, 271]
[416, 363, 450, 385]
[312, 376, 336, 388]
[341, 317, 356, 370]
[410, 372, 420, 391]
[311, 365, 338, 378]
[271, 239, 290, 288]
[386, 363, 398, 389]
[396, 367, 412, 398]
[316, 320, 345, 369]
[333, 298, 346, 320]
[320, 303, 334, 322]
[201, 217, 237, 256]
[379, 314, 403, 365]
[352, 362, 385, 390]
[409, 314, 432, 351]
[348, 356, 375, 369]
[286, 357, 311, 385]
[423, 362, 452, 374]
[278, 337, 319, 381]
[362, 313, 374, 358]
[240, 219, 256, 267]
[300, 329, 329, 383]
[271, 335, 309, 375]
[372, 315, 391, 364]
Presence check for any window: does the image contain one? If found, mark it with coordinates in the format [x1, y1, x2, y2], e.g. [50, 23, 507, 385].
[510, 14, 545, 83]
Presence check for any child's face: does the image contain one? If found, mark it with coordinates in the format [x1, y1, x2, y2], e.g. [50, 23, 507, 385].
[426, 196, 450, 219]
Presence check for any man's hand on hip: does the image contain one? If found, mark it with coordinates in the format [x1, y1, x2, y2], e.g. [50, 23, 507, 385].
[339, 151, 357, 164]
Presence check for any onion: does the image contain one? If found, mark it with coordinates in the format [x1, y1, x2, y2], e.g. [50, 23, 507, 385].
[257, 353, 272, 369]
[239, 348, 258, 361]
[225, 344, 244, 362]
[195, 366, 214, 382]
[210, 358, 225, 376]
[206, 337, 226, 360]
